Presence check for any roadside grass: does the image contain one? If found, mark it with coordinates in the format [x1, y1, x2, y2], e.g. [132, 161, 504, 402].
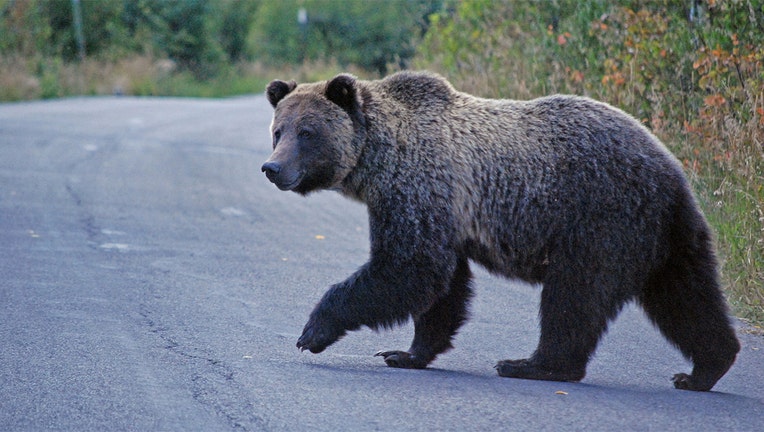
[692, 129, 764, 326]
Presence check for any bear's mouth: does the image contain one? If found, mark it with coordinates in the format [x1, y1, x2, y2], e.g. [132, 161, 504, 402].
[276, 177, 302, 191]
[269, 171, 303, 191]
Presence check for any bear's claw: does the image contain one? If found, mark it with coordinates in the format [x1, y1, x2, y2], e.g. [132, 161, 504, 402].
[375, 350, 428, 369]
[296, 331, 329, 354]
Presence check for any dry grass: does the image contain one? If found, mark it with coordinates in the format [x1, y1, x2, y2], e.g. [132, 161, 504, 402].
[0, 56, 44, 100]
[0, 55, 163, 100]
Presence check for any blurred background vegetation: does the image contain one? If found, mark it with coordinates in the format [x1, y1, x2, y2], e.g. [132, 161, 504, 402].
[1, 0, 761, 326]
[0, 0, 437, 98]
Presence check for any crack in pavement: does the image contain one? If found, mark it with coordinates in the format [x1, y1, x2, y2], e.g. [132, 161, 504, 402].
[138, 304, 269, 431]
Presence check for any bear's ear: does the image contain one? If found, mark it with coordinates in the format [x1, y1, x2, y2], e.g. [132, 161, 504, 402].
[266, 80, 297, 108]
[325, 74, 361, 111]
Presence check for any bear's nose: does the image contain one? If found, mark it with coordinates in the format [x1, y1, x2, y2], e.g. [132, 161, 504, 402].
[261, 161, 281, 176]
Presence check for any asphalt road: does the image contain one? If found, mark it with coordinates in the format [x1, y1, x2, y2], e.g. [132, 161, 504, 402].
[1, 96, 762, 431]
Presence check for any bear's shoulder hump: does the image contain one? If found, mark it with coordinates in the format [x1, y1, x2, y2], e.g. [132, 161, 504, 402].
[380, 71, 455, 106]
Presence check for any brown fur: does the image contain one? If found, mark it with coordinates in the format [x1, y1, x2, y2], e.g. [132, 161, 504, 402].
[262, 71, 739, 391]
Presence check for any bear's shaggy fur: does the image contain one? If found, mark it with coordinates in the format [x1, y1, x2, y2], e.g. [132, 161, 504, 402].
[262, 71, 739, 391]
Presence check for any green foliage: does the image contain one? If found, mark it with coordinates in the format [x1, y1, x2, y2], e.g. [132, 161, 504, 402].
[247, 0, 302, 64]
[0, 0, 52, 56]
[219, 0, 259, 62]
[416, 0, 612, 97]
[41, 0, 126, 60]
[123, 0, 225, 78]
[1, 0, 438, 85]
[249, 0, 438, 74]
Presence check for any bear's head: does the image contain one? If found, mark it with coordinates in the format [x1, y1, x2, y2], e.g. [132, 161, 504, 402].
[261, 74, 366, 195]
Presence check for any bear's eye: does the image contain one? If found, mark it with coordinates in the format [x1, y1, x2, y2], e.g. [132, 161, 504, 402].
[298, 129, 312, 139]
[273, 129, 281, 142]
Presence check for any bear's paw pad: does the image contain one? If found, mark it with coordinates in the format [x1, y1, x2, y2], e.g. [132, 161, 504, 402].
[375, 351, 428, 369]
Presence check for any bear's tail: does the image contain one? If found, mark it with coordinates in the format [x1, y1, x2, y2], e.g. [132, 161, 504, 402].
[639, 184, 740, 391]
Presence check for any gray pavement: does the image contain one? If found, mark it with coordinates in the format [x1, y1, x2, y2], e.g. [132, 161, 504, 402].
[0, 96, 762, 431]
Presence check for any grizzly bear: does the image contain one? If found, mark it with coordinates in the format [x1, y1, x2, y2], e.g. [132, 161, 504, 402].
[261, 71, 739, 391]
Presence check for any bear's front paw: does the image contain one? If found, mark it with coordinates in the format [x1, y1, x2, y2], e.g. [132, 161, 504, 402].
[296, 316, 345, 354]
[375, 351, 428, 369]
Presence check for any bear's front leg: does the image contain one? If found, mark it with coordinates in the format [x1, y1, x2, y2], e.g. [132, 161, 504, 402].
[376, 257, 473, 369]
[296, 246, 461, 359]
[295, 261, 416, 355]
[296, 200, 462, 360]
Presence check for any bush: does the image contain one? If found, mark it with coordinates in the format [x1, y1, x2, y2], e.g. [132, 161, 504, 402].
[248, 0, 438, 74]
[123, 0, 225, 79]
[41, 0, 127, 61]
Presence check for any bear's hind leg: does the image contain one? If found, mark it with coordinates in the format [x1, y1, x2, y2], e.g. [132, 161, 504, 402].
[497, 267, 624, 383]
[641, 249, 739, 391]
[377, 257, 473, 369]
[639, 194, 740, 391]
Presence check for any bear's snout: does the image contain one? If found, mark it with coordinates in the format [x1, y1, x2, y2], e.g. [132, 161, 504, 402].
[261, 161, 284, 186]
[261, 161, 281, 177]
[261, 160, 302, 191]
